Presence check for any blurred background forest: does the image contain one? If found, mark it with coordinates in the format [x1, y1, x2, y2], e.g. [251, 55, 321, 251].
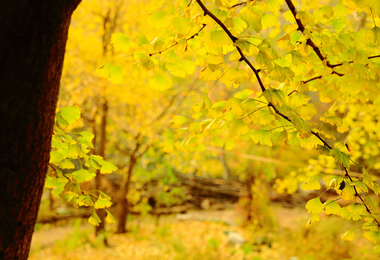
[30, 0, 380, 259]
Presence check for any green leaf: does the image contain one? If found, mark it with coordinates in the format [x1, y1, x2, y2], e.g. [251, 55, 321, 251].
[56, 114, 69, 128]
[173, 115, 187, 126]
[94, 195, 113, 209]
[111, 32, 130, 52]
[239, 8, 262, 33]
[272, 130, 289, 147]
[250, 130, 272, 146]
[98, 191, 111, 200]
[263, 89, 285, 107]
[292, 116, 311, 139]
[67, 144, 81, 159]
[341, 229, 355, 241]
[203, 95, 212, 110]
[149, 76, 171, 91]
[50, 151, 66, 165]
[225, 139, 236, 150]
[315, 5, 334, 20]
[234, 89, 254, 99]
[370, 26, 380, 44]
[100, 161, 118, 174]
[80, 131, 95, 143]
[321, 115, 342, 127]
[305, 197, 324, 214]
[317, 144, 330, 155]
[78, 195, 94, 207]
[60, 107, 80, 124]
[73, 169, 96, 183]
[374, 245, 380, 255]
[96, 63, 123, 84]
[240, 98, 257, 112]
[330, 149, 350, 168]
[109, 66, 124, 84]
[340, 185, 355, 201]
[59, 159, 75, 169]
[223, 68, 249, 85]
[64, 182, 81, 194]
[306, 214, 320, 226]
[324, 200, 341, 215]
[210, 30, 233, 48]
[364, 231, 380, 244]
[136, 34, 148, 46]
[346, 203, 366, 215]
[211, 137, 224, 147]
[229, 119, 249, 136]
[233, 40, 251, 52]
[301, 176, 321, 191]
[261, 13, 277, 29]
[352, 181, 368, 193]
[362, 168, 374, 189]
[147, 11, 170, 29]
[324, 175, 343, 189]
[105, 210, 116, 224]
[88, 211, 101, 226]
[225, 97, 243, 116]
[173, 17, 191, 35]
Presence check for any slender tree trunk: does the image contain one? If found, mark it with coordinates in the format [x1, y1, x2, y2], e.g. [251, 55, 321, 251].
[49, 190, 55, 211]
[95, 100, 108, 244]
[245, 174, 255, 223]
[0, 1, 81, 259]
[221, 147, 230, 180]
[115, 155, 136, 233]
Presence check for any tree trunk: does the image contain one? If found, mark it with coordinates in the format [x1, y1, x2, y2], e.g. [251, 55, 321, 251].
[0, 1, 81, 259]
[95, 100, 108, 244]
[220, 147, 230, 180]
[115, 156, 136, 233]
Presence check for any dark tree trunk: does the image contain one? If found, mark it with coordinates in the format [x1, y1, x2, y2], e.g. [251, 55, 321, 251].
[0, 1, 81, 259]
[116, 155, 136, 233]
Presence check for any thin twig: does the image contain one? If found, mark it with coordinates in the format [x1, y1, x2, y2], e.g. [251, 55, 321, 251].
[149, 24, 206, 56]
[230, 0, 252, 9]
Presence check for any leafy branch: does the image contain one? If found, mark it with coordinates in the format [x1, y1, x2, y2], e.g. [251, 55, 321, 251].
[195, 0, 265, 92]
[284, 0, 334, 69]
[195, 0, 379, 226]
[302, 54, 380, 84]
[286, 0, 380, 84]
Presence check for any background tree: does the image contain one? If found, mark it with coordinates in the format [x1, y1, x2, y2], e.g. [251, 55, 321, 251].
[59, 0, 200, 234]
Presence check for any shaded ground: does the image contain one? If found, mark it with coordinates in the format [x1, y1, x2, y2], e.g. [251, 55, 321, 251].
[30, 205, 378, 260]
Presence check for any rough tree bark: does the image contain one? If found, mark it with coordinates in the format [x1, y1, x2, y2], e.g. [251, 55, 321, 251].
[0, 1, 81, 259]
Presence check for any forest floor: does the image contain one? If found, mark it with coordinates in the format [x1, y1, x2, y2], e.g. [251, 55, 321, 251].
[30, 205, 378, 260]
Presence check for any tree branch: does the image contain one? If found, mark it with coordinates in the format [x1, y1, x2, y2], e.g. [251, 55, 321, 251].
[343, 167, 380, 225]
[229, 0, 253, 9]
[284, 0, 330, 66]
[195, 0, 265, 92]
[302, 53, 380, 84]
[195, 0, 379, 225]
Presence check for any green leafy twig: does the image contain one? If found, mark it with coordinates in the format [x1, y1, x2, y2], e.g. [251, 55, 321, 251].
[148, 24, 207, 57]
